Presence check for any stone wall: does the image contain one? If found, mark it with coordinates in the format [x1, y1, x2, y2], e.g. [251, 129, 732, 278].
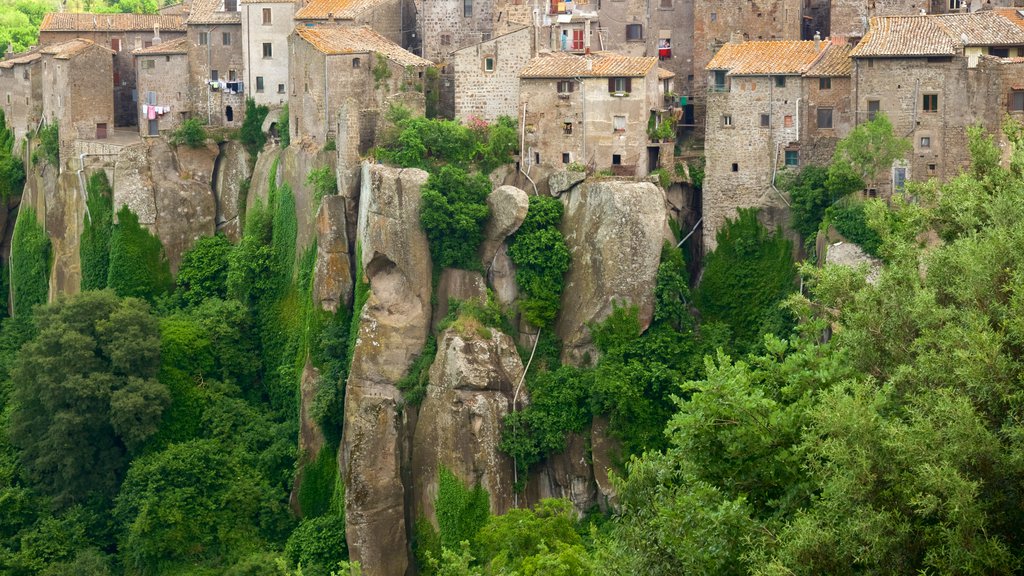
[136, 52, 191, 136]
[187, 25, 245, 127]
[0, 60, 42, 145]
[420, 0, 495, 62]
[452, 26, 533, 122]
[242, 2, 295, 107]
[42, 46, 116, 167]
[800, 73, 852, 166]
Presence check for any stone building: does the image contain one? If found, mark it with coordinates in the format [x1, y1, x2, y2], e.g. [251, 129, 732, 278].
[38, 39, 117, 163]
[241, 0, 296, 107]
[702, 39, 843, 250]
[419, 0, 495, 62]
[293, 0, 406, 45]
[849, 11, 1024, 190]
[134, 37, 192, 136]
[450, 25, 533, 122]
[288, 26, 432, 158]
[518, 51, 674, 176]
[37, 13, 186, 127]
[0, 49, 43, 145]
[830, 0, 1024, 40]
[185, 0, 246, 127]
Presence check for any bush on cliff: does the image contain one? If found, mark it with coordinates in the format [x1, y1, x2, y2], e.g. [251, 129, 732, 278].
[80, 172, 113, 291]
[507, 196, 570, 328]
[106, 206, 173, 301]
[170, 118, 208, 148]
[419, 166, 491, 270]
[10, 207, 50, 317]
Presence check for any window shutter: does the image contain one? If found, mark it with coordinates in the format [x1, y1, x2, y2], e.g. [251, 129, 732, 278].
[625, 78, 632, 92]
[608, 78, 614, 92]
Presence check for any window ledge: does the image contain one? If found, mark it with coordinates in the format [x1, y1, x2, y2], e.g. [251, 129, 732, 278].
[610, 91, 630, 97]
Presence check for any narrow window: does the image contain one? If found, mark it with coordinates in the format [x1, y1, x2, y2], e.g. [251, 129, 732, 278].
[353, 57, 361, 68]
[816, 107, 833, 129]
[256, 77, 264, 92]
[262, 7, 272, 24]
[819, 77, 831, 90]
[211, 69, 219, 82]
[784, 150, 799, 167]
[278, 83, 285, 93]
[626, 24, 643, 41]
[1010, 90, 1024, 112]
[483, 56, 495, 71]
[722, 114, 732, 127]
[612, 154, 622, 165]
[760, 113, 770, 128]
[893, 167, 907, 190]
[229, 70, 237, 81]
[710, 11, 717, 21]
[923, 93, 938, 112]
[198, 32, 208, 46]
[226, 105, 234, 121]
[867, 99, 880, 121]
[613, 115, 626, 131]
[563, 122, 573, 135]
[731, 162, 739, 172]
[464, 0, 472, 17]
[784, 115, 793, 127]
[713, 70, 727, 91]
[562, 152, 571, 163]
[263, 43, 273, 58]
[111, 38, 121, 52]
[223, 32, 231, 45]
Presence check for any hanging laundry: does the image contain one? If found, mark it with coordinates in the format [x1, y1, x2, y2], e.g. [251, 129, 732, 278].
[148, 106, 157, 120]
[142, 104, 148, 116]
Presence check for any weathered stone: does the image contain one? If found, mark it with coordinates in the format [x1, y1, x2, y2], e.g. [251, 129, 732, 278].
[557, 180, 667, 365]
[342, 162, 432, 576]
[113, 137, 217, 273]
[434, 268, 488, 330]
[547, 170, 586, 197]
[589, 416, 620, 512]
[246, 147, 281, 214]
[825, 240, 883, 285]
[479, 185, 529, 268]
[487, 243, 518, 310]
[280, 145, 335, 256]
[313, 195, 352, 312]
[213, 140, 251, 242]
[289, 358, 328, 516]
[526, 432, 597, 514]
[412, 327, 524, 528]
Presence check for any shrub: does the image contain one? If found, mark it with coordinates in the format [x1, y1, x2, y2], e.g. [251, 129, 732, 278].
[239, 98, 270, 157]
[176, 235, 234, 307]
[0, 109, 25, 199]
[106, 205, 173, 301]
[37, 122, 59, 167]
[10, 207, 50, 317]
[285, 515, 347, 576]
[826, 199, 883, 258]
[80, 172, 113, 291]
[308, 167, 338, 203]
[419, 166, 491, 270]
[508, 196, 570, 328]
[279, 103, 290, 149]
[170, 118, 208, 148]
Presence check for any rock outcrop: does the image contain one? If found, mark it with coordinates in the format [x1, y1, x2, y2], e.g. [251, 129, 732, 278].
[313, 195, 352, 312]
[342, 162, 432, 576]
[412, 326, 524, 527]
[557, 180, 667, 365]
[479, 185, 529, 268]
[213, 140, 250, 241]
[433, 268, 487, 329]
[113, 138, 217, 272]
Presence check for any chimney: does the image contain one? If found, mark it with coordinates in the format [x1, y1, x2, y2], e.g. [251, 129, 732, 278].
[153, 23, 161, 44]
[584, 17, 591, 55]
[814, 30, 821, 50]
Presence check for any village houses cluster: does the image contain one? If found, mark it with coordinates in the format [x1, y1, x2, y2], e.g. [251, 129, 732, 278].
[2, 0, 1024, 247]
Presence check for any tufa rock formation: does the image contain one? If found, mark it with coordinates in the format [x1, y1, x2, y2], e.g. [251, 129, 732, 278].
[479, 184, 529, 268]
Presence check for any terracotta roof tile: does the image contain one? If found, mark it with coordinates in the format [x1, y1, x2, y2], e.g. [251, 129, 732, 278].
[994, 8, 1024, 31]
[706, 40, 827, 75]
[241, 0, 295, 4]
[519, 51, 657, 78]
[132, 36, 190, 54]
[295, 26, 432, 67]
[294, 0, 391, 20]
[0, 49, 42, 68]
[40, 12, 185, 32]
[804, 43, 853, 76]
[935, 12, 1024, 46]
[185, 0, 242, 24]
[657, 67, 675, 80]
[39, 38, 113, 59]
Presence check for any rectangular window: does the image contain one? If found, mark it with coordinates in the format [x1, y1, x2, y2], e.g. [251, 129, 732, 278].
[613, 115, 626, 131]
[563, 122, 573, 135]
[142, 59, 155, 70]
[572, 29, 584, 50]
[949, 0, 961, 8]
[223, 32, 231, 45]
[775, 76, 786, 87]
[1011, 90, 1024, 112]
[989, 47, 1009, 58]
[713, 70, 727, 91]
[464, 0, 472, 17]
[612, 154, 622, 165]
[894, 167, 907, 191]
[211, 69, 219, 82]
[608, 77, 631, 94]
[722, 114, 732, 127]
[819, 77, 831, 90]
[563, 152, 571, 163]
[224, 0, 237, 11]
[731, 162, 739, 172]
[784, 115, 793, 127]
[198, 32, 208, 46]
[557, 80, 574, 93]
[867, 99, 880, 121]
[111, 38, 121, 51]
[817, 107, 833, 129]
[923, 93, 938, 112]
[483, 56, 495, 71]
[278, 83, 285, 93]
[660, 0, 671, 7]
[760, 113, 770, 128]
[785, 150, 799, 167]
[441, 34, 452, 46]
[920, 136, 931, 147]
[353, 57, 361, 68]
[144, 40, 152, 48]
[256, 76, 265, 92]
[229, 70, 237, 81]
[263, 43, 273, 58]
[626, 24, 643, 41]
[262, 7, 272, 24]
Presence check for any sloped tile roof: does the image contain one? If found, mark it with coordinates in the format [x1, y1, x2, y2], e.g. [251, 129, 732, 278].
[41, 12, 185, 32]
[39, 38, 114, 59]
[132, 36, 190, 54]
[0, 49, 42, 68]
[804, 43, 853, 76]
[519, 51, 657, 78]
[186, 0, 242, 24]
[850, 16, 956, 57]
[295, 26, 432, 67]
[705, 40, 827, 75]
[994, 8, 1024, 31]
[934, 11, 1024, 46]
[241, 0, 295, 4]
[294, 0, 392, 20]
[657, 67, 675, 80]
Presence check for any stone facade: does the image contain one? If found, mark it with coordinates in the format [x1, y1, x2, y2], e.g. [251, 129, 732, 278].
[420, 0, 495, 61]
[294, 0, 406, 45]
[39, 40, 117, 166]
[134, 38, 192, 137]
[242, 0, 296, 107]
[38, 13, 187, 127]
[519, 52, 672, 176]
[0, 52, 43, 145]
[186, 0, 246, 127]
[451, 25, 533, 122]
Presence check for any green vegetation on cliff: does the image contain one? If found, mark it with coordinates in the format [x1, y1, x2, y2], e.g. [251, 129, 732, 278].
[508, 195, 570, 328]
[10, 207, 50, 317]
[107, 206, 173, 301]
[80, 172, 114, 291]
[0, 110, 25, 200]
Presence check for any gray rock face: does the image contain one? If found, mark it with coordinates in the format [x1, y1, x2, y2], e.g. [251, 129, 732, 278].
[412, 327, 524, 528]
[548, 170, 586, 197]
[487, 243, 518, 311]
[213, 140, 250, 241]
[313, 195, 352, 312]
[342, 162, 432, 576]
[479, 185, 529, 268]
[557, 180, 667, 365]
[434, 268, 487, 330]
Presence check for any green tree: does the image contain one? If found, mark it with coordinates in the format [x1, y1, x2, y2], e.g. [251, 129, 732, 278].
[826, 112, 911, 193]
[508, 196, 570, 328]
[10, 207, 50, 317]
[169, 118, 208, 148]
[80, 172, 113, 291]
[0, 109, 25, 200]
[107, 206, 173, 301]
[419, 166, 490, 270]
[176, 235, 234, 307]
[474, 499, 587, 575]
[240, 98, 270, 157]
[9, 291, 168, 506]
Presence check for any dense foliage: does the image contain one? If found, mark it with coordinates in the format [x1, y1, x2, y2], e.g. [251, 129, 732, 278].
[419, 166, 491, 270]
[0, 110, 25, 200]
[80, 172, 114, 291]
[376, 110, 518, 174]
[175, 234, 233, 307]
[35, 123, 59, 168]
[169, 118, 208, 148]
[507, 196, 570, 328]
[240, 99, 270, 158]
[10, 207, 50, 317]
[106, 206, 173, 301]
[0, 0, 54, 52]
